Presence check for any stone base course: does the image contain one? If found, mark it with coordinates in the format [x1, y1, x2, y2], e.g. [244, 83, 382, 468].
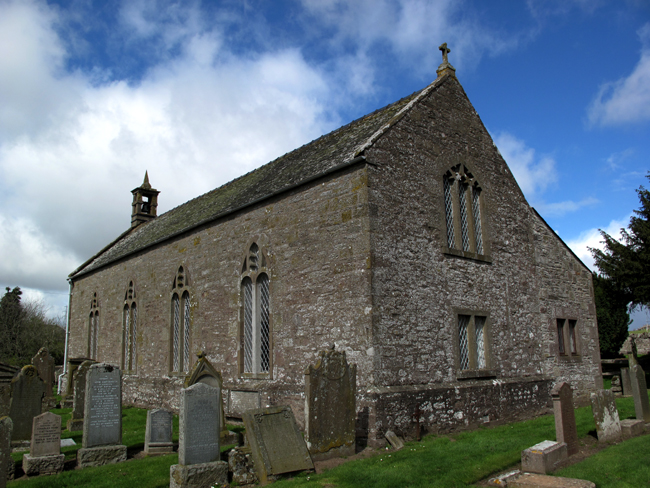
[22, 453, 65, 476]
[310, 442, 355, 462]
[169, 461, 228, 488]
[620, 419, 645, 438]
[521, 440, 567, 474]
[77, 445, 127, 468]
[66, 419, 83, 432]
[144, 442, 174, 455]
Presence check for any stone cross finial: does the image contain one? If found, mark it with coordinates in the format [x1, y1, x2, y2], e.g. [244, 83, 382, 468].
[439, 43, 450, 64]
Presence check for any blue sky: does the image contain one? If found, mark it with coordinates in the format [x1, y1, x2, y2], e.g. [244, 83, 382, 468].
[1, 0, 649, 328]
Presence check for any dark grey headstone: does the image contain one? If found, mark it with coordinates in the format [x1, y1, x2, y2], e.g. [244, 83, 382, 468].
[551, 382, 578, 456]
[179, 383, 220, 465]
[243, 405, 313, 483]
[8, 366, 45, 441]
[82, 364, 122, 448]
[30, 412, 61, 457]
[621, 367, 633, 396]
[31, 348, 55, 398]
[0, 416, 12, 488]
[590, 390, 622, 443]
[305, 349, 356, 459]
[145, 408, 173, 454]
[630, 364, 650, 422]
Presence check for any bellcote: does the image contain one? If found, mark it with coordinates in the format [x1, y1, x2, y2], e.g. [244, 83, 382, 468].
[131, 171, 160, 229]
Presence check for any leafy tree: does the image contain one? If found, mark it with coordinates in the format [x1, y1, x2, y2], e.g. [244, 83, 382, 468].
[0, 286, 66, 366]
[592, 273, 630, 358]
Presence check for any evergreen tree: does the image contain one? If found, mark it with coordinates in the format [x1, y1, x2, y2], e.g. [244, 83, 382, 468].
[592, 273, 630, 357]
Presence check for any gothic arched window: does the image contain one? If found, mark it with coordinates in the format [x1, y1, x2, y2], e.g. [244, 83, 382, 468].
[171, 267, 192, 373]
[88, 292, 99, 360]
[241, 243, 271, 376]
[443, 164, 485, 256]
[123, 281, 137, 372]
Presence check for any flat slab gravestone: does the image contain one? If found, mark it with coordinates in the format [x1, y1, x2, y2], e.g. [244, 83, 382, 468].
[0, 416, 12, 488]
[77, 363, 126, 468]
[243, 405, 314, 484]
[171, 383, 227, 488]
[144, 408, 173, 454]
[590, 390, 621, 443]
[620, 367, 633, 396]
[8, 366, 45, 442]
[22, 412, 64, 476]
[552, 382, 578, 456]
[305, 349, 357, 460]
[629, 364, 650, 422]
[67, 360, 94, 431]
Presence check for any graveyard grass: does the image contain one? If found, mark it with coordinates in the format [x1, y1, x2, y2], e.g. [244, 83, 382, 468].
[6, 393, 649, 488]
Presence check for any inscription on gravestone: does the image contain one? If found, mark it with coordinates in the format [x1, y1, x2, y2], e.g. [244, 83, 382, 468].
[179, 383, 220, 465]
[8, 366, 45, 442]
[31, 412, 61, 457]
[145, 409, 173, 454]
[552, 382, 578, 456]
[83, 364, 121, 448]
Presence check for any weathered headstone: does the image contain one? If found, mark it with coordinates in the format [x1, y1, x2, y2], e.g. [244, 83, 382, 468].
[61, 357, 91, 408]
[0, 416, 12, 488]
[621, 367, 633, 396]
[67, 360, 94, 432]
[305, 349, 357, 460]
[22, 412, 65, 476]
[170, 383, 227, 488]
[228, 447, 258, 485]
[590, 390, 622, 443]
[32, 348, 56, 410]
[243, 405, 314, 484]
[0, 363, 19, 418]
[629, 364, 650, 422]
[8, 365, 45, 443]
[521, 440, 567, 474]
[385, 431, 404, 451]
[551, 382, 578, 456]
[144, 408, 174, 454]
[77, 363, 127, 468]
[227, 390, 261, 417]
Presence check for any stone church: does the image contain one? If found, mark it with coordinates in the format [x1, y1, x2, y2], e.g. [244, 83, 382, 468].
[67, 48, 602, 445]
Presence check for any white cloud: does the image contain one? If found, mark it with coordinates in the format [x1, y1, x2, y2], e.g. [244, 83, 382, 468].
[536, 197, 599, 217]
[493, 132, 557, 197]
[606, 148, 635, 170]
[565, 217, 629, 271]
[587, 23, 650, 126]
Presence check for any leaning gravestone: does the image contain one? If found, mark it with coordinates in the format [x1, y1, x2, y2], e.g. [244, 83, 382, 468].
[32, 348, 56, 410]
[67, 360, 94, 432]
[170, 383, 227, 488]
[621, 367, 633, 396]
[590, 389, 622, 443]
[305, 348, 357, 460]
[0, 416, 12, 488]
[8, 365, 45, 443]
[144, 408, 174, 454]
[629, 364, 650, 422]
[551, 382, 578, 456]
[77, 364, 127, 468]
[22, 412, 65, 476]
[243, 405, 314, 484]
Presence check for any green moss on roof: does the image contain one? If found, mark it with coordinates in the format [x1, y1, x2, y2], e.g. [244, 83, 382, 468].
[71, 79, 443, 278]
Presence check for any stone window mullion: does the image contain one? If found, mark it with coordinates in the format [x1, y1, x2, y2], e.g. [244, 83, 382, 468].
[467, 316, 477, 370]
[451, 179, 463, 250]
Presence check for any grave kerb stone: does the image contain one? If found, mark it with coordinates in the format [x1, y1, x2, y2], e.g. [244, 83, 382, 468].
[590, 390, 622, 443]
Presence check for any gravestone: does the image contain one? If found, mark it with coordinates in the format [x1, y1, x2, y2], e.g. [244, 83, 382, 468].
[144, 408, 174, 454]
[67, 360, 94, 431]
[0, 363, 19, 418]
[629, 364, 650, 422]
[170, 383, 227, 488]
[0, 416, 12, 488]
[521, 440, 567, 474]
[31, 348, 56, 409]
[22, 412, 65, 476]
[61, 357, 91, 408]
[305, 349, 357, 460]
[551, 382, 578, 456]
[227, 390, 261, 417]
[8, 365, 45, 443]
[590, 390, 622, 443]
[77, 363, 127, 468]
[243, 405, 314, 484]
[610, 375, 622, 396]
[621, 367, 633, 396]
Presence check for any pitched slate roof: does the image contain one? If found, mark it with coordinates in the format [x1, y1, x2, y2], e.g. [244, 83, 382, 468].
[71, 75, 450, 278]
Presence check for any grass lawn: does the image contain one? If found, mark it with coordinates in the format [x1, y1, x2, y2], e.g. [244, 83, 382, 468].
[7, 393, 649, 487]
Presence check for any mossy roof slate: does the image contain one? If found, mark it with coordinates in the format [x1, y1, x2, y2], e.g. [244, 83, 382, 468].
[71, 76, 448, 279]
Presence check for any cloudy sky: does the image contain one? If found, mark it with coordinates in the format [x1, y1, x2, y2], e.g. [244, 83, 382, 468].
[1, 0, 649, 327]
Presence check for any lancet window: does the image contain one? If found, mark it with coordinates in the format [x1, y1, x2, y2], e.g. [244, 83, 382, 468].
[170, 266, 192, 373]
[443, 164, 485, 256]
[123, 281, 137, 372]
[88, 292, 99, 360]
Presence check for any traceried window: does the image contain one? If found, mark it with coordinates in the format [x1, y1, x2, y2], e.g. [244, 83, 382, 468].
[457, 313, 489, 372]
[443, 164, 485, 256]
[123, 281, 137, 373]
[556, 318, 579, 357]
[241, 243, 271, 376]
[170, 267, 192, 373]
[88, 293, 99, 360]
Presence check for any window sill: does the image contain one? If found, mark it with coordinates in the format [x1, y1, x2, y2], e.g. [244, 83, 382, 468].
[123, 370, 137, 376]
[443, 248, 492, 263]
[168, 371, 189, 378]
[241, 373, 271, 380]
[457, 369, 497, 380]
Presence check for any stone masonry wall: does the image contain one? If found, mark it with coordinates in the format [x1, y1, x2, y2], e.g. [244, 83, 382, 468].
[68, 166, 374, 424]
